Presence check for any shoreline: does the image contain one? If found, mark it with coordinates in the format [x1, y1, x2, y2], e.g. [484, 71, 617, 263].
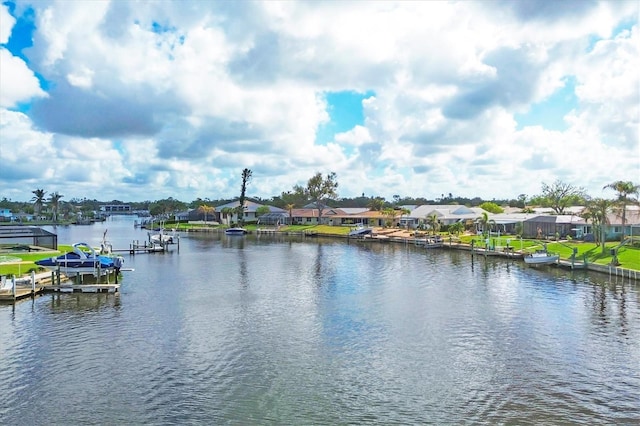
[180, 225, 640, 281]
[256, 227, 640, 282]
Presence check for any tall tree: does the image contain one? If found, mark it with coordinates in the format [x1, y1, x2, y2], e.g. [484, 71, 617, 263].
[367, 197, 385, 211]
[539, 180, 586, 214]
[382, 207, 401, 227]
[48, 191, 63, 222]
[603, 180, 639, 241]
[479, 201, 504, 214]
[285, 203, 295, 225]
[255, 205, 270, 217]
[306, 172, 338, 221]
[477, 211, 496, 238]
[425, 213, 441, 235]
[583, 198, 614, 254]
[237, 168, 252, 225]
[31, 189, 46, 217]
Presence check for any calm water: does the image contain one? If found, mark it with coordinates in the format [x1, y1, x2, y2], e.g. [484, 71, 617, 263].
[1, 216, 639, 424]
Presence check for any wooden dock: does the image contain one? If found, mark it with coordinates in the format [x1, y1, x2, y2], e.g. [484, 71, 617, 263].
[0, 270, 120, 303]
[42, 283, 119, 293]
[110, 239, 176, 254]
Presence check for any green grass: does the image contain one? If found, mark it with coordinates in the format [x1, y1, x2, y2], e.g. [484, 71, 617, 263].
[457, 234, 640, 270]
[0, 244, 74, 277]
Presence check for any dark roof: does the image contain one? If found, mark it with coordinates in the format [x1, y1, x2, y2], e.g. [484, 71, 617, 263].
[525, 215, 557, 223]
[0, 226, 56, 238]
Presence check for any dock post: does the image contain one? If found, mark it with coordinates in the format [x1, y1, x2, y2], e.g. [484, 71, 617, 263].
[11, 276, 16, 300]
[31, 271, 36, 294]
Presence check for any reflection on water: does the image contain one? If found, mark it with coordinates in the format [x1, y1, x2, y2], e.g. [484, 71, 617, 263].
[0, 217, 639, 424]
[47, 292, 121, 312]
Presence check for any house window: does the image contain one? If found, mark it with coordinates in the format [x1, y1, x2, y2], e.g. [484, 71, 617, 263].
[613, 226, 620, 233]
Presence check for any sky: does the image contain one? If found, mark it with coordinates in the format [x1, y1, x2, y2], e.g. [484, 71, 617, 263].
[0, 0, 638, 204]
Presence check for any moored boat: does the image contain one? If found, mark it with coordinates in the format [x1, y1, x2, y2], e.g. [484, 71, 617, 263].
[35, 243, 124, 275]
[348, 225, 372, 237]
[415, 235, 443, 248]
[524, 250, 559, 265]
[225, 227, 248, 235]
[148, 228, 176, 244]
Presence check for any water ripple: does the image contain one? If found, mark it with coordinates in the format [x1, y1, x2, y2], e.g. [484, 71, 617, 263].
[1, 231, 639, 424]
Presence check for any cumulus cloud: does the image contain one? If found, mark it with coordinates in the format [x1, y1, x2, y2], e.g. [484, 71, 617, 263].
[0, 5, 46, 108]
[0, 49, 47, 108]
[0, 4, 15, 44]
[0, 1, 638, 202]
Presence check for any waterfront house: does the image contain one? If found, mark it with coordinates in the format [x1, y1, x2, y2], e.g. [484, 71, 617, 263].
[571, 206, 640, 241]
[174, 210, 191, 222]
[216, 200, 285, 224]
[401, 205, 484, 229]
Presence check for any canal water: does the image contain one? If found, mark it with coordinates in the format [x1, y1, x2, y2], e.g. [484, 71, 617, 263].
[1, 216, 639, 424]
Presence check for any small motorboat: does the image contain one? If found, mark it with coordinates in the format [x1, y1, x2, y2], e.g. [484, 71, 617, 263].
[415, 235, 443, 248]
[36, 243, 124, 275]
[524, 250, 559, 265]
[225, 227, 248, 235]
[348, 225, 372, 237]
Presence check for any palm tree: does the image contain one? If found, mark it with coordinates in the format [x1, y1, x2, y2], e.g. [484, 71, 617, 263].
[399, 207, 411, 228]
[449, 221, 464, 236]
[477, 212, 495, 238]
[237, 168, 252, 226]
[583, 198, 614, 254]
[426, 213, 441, 235]
[197, 205, 215, 223]
[367, 197, 385, 211]
[603, 180, 639, 241]
[382, 207, 403, 227]
[48, 191, 63, 222]
[221, 207, 233, 226]
[31, 189, 46, 218]
[285, 203, 295, 225]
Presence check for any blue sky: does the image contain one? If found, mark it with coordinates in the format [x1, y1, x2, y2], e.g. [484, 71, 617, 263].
[0, 0, 638, 203]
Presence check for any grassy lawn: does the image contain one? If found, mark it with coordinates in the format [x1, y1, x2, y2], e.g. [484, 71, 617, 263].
[277, 224, 352, 235]
[457, 234, 640, 270]
[0, 244, 76, 277]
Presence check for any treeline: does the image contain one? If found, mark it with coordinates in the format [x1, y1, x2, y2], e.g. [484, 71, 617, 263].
[0, 178, 635, 220]
[0, 193, 523, 218]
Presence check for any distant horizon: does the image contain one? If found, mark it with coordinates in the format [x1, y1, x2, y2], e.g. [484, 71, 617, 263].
[1, 1, 638, 202]
[0, 185, 619, 207]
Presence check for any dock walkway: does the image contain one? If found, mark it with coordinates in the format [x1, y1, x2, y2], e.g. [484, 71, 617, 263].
[0, 270, 120, 303]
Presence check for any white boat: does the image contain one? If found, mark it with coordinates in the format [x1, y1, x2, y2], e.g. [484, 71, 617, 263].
[348, 225, 372, 237]
[524, 250, 559, 265]
[148, 243, 165, 252]
[35, 243, 124, 275]
[148, 228, 176, 244]
[415, 236, 443, 248]
[225, 227, 248, 235]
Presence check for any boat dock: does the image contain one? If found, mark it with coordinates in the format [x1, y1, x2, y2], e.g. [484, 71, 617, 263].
[0, 270, 121, 303]
[110, 239, 178, 254]
[42, 283, 119, 293]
